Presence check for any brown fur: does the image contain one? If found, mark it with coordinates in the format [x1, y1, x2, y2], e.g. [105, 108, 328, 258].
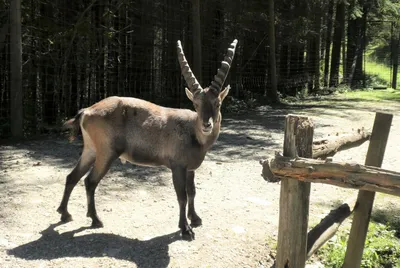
[57, 39, 237, 240]
[62, 109, 86, 142]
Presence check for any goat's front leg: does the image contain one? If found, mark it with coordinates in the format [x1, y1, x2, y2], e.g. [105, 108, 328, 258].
[186, 170, 202, 227]
[172, 166, 194, 240]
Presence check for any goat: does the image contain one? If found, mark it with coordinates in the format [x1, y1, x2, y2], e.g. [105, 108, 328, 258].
[58, 39, 238, 240]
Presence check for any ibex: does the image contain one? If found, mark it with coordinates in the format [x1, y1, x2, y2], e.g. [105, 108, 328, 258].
[57, 39, 238, 240]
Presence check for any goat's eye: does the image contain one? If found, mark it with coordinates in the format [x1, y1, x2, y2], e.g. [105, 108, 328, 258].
[216, 103, 221, 108]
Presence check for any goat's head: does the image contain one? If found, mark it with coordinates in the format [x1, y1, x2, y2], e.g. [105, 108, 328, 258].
[177, 39, 238, 135]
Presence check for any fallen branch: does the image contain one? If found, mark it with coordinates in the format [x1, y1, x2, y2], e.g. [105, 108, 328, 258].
[261, 129, 371, 182]
[261, 154, 400, 197]
[312, 128, 371, 159]
[306, 196, 358, 259]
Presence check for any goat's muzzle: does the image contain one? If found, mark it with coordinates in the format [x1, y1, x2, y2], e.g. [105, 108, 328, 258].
[201, 118, 213, 135]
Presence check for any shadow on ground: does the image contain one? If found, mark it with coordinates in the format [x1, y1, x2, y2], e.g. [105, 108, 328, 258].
[371, 206, 400, 238]
[207, 106, 287, 161]
[0, 136, 167, 183]
[8, 222, 181, 268]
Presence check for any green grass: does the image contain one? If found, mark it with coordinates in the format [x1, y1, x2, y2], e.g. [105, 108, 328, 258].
[341, 88, 400, 102]
[317, 222, 400, 268]
[365, 58, 394, 88]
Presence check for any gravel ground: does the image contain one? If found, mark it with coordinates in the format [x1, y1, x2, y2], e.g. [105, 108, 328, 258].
[0, 94, 399, 268]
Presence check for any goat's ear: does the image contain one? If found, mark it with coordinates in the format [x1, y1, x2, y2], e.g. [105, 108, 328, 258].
[219, 85, 230, 102]
[185, 87, 194, 102]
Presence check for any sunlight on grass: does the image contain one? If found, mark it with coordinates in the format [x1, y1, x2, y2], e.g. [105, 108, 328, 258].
[364, 58, 397, 88]
[342, 89, 400, 102]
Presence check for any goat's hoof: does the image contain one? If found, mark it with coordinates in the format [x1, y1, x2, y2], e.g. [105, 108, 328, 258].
[58, 208, 73, 223]
[181, 228, 195, 241]
[60, 213, 73, 223]
[91, 218, 104, 228]
[190, 215, 202, 227]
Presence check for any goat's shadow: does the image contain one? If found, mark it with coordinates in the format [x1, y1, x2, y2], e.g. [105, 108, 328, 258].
[8, 222, 182, 268]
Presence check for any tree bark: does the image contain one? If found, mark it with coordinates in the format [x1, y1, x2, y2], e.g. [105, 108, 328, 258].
[345, 0, 365, 88]
[10, 0, 23, 138]
[0, 23, 9, 52]
[279, 44, 289, 95]
[267, 0, 279, 102]
[323, 0, 335, 87]
[392, 31, 399, 89]
[329, 0, 345, 87]
[312, 128, 371, 159]
[261, 153, 400, 197]
[192, 0, 202, 84]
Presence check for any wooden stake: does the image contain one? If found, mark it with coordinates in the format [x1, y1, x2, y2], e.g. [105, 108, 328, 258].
[342, 112, 393, 268]
[276, 115, 314, 268]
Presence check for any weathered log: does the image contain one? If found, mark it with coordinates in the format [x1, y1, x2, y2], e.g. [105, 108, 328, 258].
[261, 155, 400, 197]
[260, 129, 371, 182]
[306, 197, 358, 259]
[312, 128, 371, 159]
[276, 115, 313, 268]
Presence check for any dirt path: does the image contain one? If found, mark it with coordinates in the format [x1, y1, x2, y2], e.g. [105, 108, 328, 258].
[1, 95, 399, 268]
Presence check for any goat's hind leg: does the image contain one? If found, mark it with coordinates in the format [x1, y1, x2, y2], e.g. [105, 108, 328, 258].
[57, 148, 95, 223]
[84, 151, 116, 228]
[186, 170, 202, 227]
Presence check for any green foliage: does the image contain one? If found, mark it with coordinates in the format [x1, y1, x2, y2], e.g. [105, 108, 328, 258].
[349, 2, 364, 19]
[317, 222, 400, 268]
[342, 88, 400, 101]
[366, 0, 400, 65]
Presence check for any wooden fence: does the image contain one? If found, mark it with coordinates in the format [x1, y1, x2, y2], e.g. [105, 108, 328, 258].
[260, 112, 399, 268]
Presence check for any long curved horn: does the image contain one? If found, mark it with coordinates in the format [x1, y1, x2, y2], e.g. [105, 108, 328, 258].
[177, 40, 202, 94]
[209, 39, 238, 93]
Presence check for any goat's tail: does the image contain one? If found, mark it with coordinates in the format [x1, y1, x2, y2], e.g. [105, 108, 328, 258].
[62, 108, 86, 142]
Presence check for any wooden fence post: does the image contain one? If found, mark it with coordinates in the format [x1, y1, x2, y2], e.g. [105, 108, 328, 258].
[276, 115, 314, 268]
[342, 112, 393, 268]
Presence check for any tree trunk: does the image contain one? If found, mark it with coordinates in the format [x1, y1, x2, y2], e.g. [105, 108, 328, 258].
[353, 2, 368, 88]
[279, 44, 289, 95]
[345, 0, 364, 87]
[313, 9, 322, 92]
[289, 44, 306, 96]
[40, 2, 56, 127]
[25, 0, 37, 135]
[71, 47, 79, 116]
[323, 0, 335, 87]
[392, 30, 400, 89]
[192, 0, 202, 84]
[329, 0, 345, 87]
[267, 0, 279, 102]
[95, 2, 105, 100]
[10, 0, 23, 138]
[306, 40, 314, 93]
